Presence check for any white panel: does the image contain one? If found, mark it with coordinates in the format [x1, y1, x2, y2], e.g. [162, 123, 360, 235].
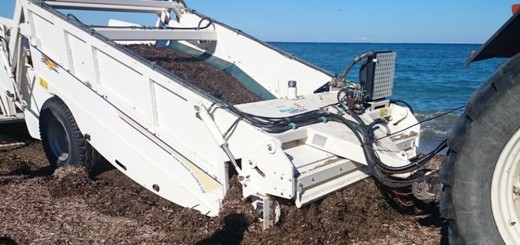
[66, 32, 97, 85]
[152, 80, 224, 175]
[95, 48, 153, 120]
[30, 12, 68, 67]
[31, 47, 223, 216]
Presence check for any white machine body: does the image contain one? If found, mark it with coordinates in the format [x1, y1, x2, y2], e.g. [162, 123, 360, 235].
[0, 0, 420, 229]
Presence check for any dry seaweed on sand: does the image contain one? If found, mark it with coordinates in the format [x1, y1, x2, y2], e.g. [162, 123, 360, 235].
[0, 45, 447, 244]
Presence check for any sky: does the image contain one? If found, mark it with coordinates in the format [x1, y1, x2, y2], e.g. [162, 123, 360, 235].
[0, 0, 518, 44]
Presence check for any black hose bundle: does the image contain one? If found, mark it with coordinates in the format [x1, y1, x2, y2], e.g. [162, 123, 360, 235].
[330, 51, 374, 87]
[226, 99, 447, 188]
[227, 106, 326, 133]
[347, 109, 447, 188]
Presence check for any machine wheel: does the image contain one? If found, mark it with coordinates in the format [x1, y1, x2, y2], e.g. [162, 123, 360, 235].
[39, 97, 98, 171]
[440, 53, 520, 244]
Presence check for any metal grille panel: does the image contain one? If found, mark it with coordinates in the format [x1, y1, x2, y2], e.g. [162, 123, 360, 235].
[372, 52, 396, 100]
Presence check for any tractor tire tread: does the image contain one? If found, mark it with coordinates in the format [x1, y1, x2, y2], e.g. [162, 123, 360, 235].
[440, 53, 520, 245]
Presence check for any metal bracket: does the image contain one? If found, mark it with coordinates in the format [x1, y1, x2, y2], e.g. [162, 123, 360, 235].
[252, 195, 281, 230]
[412, 174, 442, 203]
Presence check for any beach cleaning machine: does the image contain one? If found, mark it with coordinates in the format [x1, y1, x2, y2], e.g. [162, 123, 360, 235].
[0, 0, 443, 229]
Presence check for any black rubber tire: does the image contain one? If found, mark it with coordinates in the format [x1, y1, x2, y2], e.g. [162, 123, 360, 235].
[440, 53, 520, 244]
[39, 97, 98, 171]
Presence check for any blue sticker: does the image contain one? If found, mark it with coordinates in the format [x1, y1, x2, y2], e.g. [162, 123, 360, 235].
[278, 103, 308, 114]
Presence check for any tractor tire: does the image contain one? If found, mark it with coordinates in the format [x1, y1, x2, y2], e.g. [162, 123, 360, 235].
[440, 53, 520, 244]
[39, 97, 99, 172]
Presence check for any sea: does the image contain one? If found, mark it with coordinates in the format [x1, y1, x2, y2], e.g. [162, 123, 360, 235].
[269, 42, 506, 153]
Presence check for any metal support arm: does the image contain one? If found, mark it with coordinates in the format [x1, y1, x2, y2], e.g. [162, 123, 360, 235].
[94, 28, 217, 41]
[44, 0, 185, 13]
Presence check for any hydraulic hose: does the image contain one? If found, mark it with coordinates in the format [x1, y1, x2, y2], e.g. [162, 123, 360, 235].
[331, 51, 374, 87]
[227, 101, 446, 188]
[390, 99, 415, 115]
[346, 108, 447, 188]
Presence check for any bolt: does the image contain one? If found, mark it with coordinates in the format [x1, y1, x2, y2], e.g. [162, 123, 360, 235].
[511, 221, 517, 226]
[152, 184, 160, 192]
[267, 144, 273, 151]
[514, 186, 520, 195]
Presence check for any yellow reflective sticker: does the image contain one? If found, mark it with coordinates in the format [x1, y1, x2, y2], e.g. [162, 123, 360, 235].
[380, 107, 389, 117]
[41, 55, 58, 72]
[39, 78, 48, 90]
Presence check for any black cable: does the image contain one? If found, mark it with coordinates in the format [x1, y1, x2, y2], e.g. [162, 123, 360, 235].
[390, 99, 414, 115]
[345, 109, 412, 187]
[376, 104, 465, 140]
[223, 116, 243, 139]
[67, 13, 85, 26]
[225, 97, 452, 188]
[197, 17, 213, 30]
[226, 102, 363, 134]
[337, 51, 374, 83]
[346, 107, 448, 188]
[226, 105, 328, 133]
